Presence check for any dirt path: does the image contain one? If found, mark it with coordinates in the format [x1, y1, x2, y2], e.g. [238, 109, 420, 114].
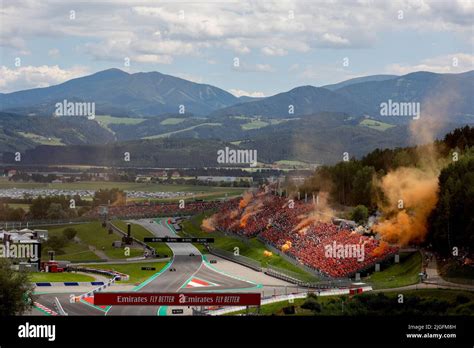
[87, 245, 109, 260]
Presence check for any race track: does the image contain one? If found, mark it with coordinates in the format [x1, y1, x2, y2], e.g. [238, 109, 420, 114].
[106, 218, 257, 315]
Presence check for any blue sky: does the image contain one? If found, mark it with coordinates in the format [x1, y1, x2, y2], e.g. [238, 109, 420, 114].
[1, 0, 473, 96]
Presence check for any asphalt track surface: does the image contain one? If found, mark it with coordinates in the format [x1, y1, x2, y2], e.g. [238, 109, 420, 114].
[106, 219, 256, 316]
[34, 218, 257, 316]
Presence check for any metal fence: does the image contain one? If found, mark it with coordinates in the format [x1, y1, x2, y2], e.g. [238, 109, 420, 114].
[207, 246, 262, 272]
[0, 218, 92, 229]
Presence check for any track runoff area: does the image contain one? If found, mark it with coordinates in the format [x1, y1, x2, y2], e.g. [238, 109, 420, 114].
[32, 218, 276, 317]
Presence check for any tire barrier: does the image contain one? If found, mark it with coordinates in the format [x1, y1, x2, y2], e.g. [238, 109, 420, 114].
[35, 281, 107, 287]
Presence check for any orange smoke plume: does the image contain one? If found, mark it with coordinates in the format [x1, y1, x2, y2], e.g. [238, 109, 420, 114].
[370, 241, 389, 257]
[240, 214, 250, 228]
[373, 167, 439, 245]
[263, 250, 273, 258]
[293, 191, 334, 231]
[230, 209, 239, 219]
[201, 216, 216, 232]
[239, 192, 253, 209]
[281, 241, 292, 252]
[293, 215, 316, 231]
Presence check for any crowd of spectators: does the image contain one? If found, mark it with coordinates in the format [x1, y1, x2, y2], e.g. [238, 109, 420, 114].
[215, 190, 398, 278]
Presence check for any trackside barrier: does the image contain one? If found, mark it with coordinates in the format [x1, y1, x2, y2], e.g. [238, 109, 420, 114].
[34, 281, 106, 287]
[263, 265, 352, 288]
[208, 285, 373, 316]
[207, 246, 348, 288]
[78, 275, 122, 301]
[68, 266, 129, 281]
[91, 281, 105, 286]
[263, 267, 310, 286]
[68, 266, 130, 301]
[207, 246, 262, 272]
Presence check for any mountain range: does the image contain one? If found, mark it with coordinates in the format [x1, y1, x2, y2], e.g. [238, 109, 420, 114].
[0, 68, 472, 165]
[0, 68, 239, 117]
[1, 68, 472, 121]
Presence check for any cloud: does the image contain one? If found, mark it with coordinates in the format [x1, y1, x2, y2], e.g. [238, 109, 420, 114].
[320, 33, 350, 47]
[226, 39, 251, 54]
[133, 54, 173, 64]
[386, 53, 474, 75]
[261, 46, 288, 56]
[0, 65, 89, 93]
[233, 62, 275, 73]
[228, 89, 265, 97]
[2, 0, 472, 65]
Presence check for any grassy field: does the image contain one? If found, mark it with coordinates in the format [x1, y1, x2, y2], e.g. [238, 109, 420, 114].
[143, 123, 222, 139]
[160, 118, 185, 125]
[269, 118, 298, 125]
[44, 222, 144, 261]
[95, 115, 146, 133]
[42, 224, 101, 262]
[112, 220, 173, 258]
[7, 203, 31, 212]
[241, 119, 269, 130]
[359, 118, 395, 131]
[181, 213, 319, 282]
[85, 261, 168, 284]
[0, 178, 245, 196]
[363, 251, 422, 289]
[274, 160, 313, 169]
[18, 132, 65, 146]
[28, 272, 96, 282]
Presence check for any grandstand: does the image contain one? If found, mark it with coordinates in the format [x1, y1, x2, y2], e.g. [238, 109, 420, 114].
[213, 190, 398, 278]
